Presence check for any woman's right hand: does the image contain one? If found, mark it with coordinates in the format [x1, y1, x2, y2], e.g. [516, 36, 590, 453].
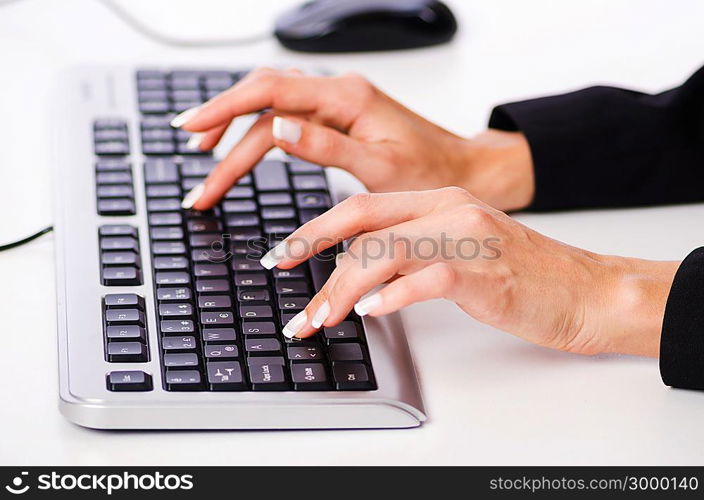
[173, 67, 535, 211]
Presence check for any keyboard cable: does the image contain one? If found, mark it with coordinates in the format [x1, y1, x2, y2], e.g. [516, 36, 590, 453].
[0, 226, 53, 252]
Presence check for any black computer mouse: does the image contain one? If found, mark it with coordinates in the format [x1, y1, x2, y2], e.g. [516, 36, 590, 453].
[274, 0, 458, 53]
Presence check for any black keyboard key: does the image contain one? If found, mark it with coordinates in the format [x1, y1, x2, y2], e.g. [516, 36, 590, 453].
[187, 219, 222, 233]
[147, 198, 181, 212]
[141, 127, 174, 142]
[94, 119, 127, 130]
[292, 174, 327, 191]
[223, 200, 257, 213]
[96, 159, 130, 171]
[107, 342, 148, 362]
[106, 325, 147, 342]
[150, 226, 184, 240]
[139, 101, 171, 114]
[224, 186, 255, 199]
[97, 185, 134, 198]
[153, 256, 189, 270]
[291, 363, 329, 390]
[189, 233, 224, 248]
[102, 266, 141, 286]
[162, 335, 197, 350]
[105, 308, 144, 324]
[200, 311, 235, 325]
[287, 160, 323, 173]
[247, 356, 286, 367]
[165, 370, 202, 390]
[299, 209, 325, 224]
[159, 303, 193, 317]
[152, 241, 187, 255]
[104, 293, 144, 308]
[100, 236, 139, 251]
[332, 363, 373, 390]
[143, 141, 176, 155]
[193, 263, 228, 277]
[205, 344, 239, 359]
[157, 287, 192, 301]
[259, 192, 293, 206]
[107, 371, 152, 391]
[296, 192, 331, 209]
[323, 322, 360, 342]
[181, 158, 217, 177]
[225, 214, 259, 227]
[238, 289, 270, 302]
[245, 338, 282, 355]
[231, 256, 264, 272]
[264, 221, 297, 235]
[328, 343, 365, 362]
[160, 321, 195, 335]
[97, 171, 132, 185]
[248, 362, 288, 391]
[273, 266, 306, 279]
[278, 296, 310, 311]
[155, 271, 190, 285]
[253, 160, 290, 191]
[95, 141, 130, 155]
[275, 280, 308, 295]
[234, 273, 267, 287]
[98, 199, 136, 215]
[101, 250, 140, 269]
[99, 224, 137, 237]
[149, 212, 183, 226]
[261, 207, 296, 220]
[308, 255, 336, 291]
[207, 361, 246, 390]
[230, 227, 262, 241]
[287, 345, 323, 361]
[242, 321, 277, 336]
[146, 184, 180, 198]
[202, 328, 237, 343]
[239, 305, 273, 320]
[196, 279, 230, 293]
[191, 248, 228, 263]
[164, 353, 200, 368]
[198, 295, 232, 309]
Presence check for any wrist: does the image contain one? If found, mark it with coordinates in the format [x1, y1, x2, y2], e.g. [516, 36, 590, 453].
[596, 255, 680, 357]
[458, 130, 535, 212]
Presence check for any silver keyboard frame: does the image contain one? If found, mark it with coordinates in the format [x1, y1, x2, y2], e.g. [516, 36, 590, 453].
[53, 66, 427, 429]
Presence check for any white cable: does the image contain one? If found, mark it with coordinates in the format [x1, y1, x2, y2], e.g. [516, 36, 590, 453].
[97, 0, 272, 48]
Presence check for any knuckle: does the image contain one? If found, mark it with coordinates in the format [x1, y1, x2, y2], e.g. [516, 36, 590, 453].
[340, 72, 376, 103]
[458, 203, 493, 228]
[440, 186, 472, 202]
[433, 263, 457, 295]
[344, 192, 375, 214]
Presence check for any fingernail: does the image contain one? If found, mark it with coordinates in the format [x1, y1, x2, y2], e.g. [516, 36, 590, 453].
[170, 105, 201, 128]
[354, 293, 382, 317]
[260, 241, 288, 269]
[311, 300, 330, 329]
[335, 252, 346, 267]
[283, 309, 307, 338]
[181, 182, 205, 209]
[272, 116, 302, 144]
[186, 132, 205, 150]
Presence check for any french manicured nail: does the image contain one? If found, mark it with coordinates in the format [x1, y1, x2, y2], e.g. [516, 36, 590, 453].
[311, 301, 330, 329]
[186, 132, 205, 150]
[170, 105, 201, 128]
[354, 293, 382, 317]
[335, 252, 346, 267]
[272, 116, 302, 143]
[181, 182, 205, 209]
[282, 310, 307, 338]
[260, 241, 288, 270]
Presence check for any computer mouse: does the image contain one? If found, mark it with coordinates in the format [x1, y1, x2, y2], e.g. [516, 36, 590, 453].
[274, 0, 458, 53]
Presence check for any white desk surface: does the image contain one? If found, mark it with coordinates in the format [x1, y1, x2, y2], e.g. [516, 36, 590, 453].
[2, 0, 704, 465]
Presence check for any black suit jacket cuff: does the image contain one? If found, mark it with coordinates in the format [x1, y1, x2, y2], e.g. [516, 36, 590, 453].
[660, 247, 704, 389]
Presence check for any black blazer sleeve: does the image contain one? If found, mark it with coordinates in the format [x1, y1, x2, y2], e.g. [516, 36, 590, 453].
[488, 65, 704, 211]
[660, 247, 704, 390]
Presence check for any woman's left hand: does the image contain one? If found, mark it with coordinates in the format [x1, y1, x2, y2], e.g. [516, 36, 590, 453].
[262, 187, 678, 357]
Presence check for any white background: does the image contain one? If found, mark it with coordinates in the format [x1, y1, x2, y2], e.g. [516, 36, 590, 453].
[1, 0, 704, 465]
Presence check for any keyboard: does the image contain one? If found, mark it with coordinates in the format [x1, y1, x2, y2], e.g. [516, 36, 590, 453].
[53, 67, 426, 429]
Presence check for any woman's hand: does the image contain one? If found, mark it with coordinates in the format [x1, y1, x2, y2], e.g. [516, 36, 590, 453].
[262, 187, 679, 357]
[173, 67, 535, 212]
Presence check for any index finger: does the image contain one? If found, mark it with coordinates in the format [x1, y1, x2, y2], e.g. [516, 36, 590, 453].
[259, 190, 442, 270]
